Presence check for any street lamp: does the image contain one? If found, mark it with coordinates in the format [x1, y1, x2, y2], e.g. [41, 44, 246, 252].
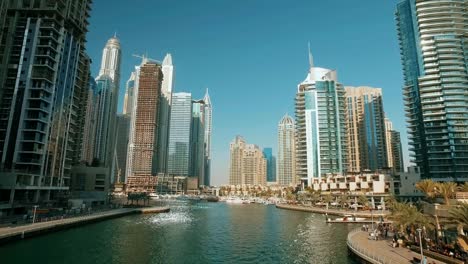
[32, 205, 38, 224]
[416, 228, 424, 263]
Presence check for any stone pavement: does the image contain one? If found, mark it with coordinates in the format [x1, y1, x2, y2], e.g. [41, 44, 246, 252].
[347, 229, 445, 264]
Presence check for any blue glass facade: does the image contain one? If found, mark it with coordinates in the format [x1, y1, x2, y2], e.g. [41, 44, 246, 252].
[263, 148, 276, 182]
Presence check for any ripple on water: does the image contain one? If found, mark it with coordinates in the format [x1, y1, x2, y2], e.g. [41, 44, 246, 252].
[149, 211, 192, 225]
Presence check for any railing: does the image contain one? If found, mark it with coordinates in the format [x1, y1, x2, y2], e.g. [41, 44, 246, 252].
[347, 228, 402, 264]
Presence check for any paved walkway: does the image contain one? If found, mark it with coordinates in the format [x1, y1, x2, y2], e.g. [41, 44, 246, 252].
[276, 203, 389, 218]
[347, 229, 445, 264]
[0, 207, 169, 243]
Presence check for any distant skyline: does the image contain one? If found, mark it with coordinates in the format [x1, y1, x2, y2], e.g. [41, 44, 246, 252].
[86, 0, 406, 185]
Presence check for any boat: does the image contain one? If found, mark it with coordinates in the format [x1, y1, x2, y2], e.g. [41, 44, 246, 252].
[206, 196, 219, 202]
[226, 197, 244, 204]
[326, 214, 367, 223]
[148, 193, 159, 199]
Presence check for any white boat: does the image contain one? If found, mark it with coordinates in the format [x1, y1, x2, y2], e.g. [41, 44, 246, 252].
[327, 214, 367, 222]
[226, 197, 244, 204]
[148, 193, 159, 199]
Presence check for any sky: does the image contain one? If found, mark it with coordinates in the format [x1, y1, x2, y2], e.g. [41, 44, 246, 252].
[86, 0, 407, 186]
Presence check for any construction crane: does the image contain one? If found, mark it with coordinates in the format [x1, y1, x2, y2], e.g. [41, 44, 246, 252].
[132, 54, 161, 64]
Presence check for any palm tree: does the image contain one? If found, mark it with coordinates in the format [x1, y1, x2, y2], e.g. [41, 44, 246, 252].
[459, 182, 468, 192]
[388, 202, 433, 235]
[339, 194, 349, 208]
[449, 203, 468, 236]
[415, 179, 437, 199]
[436, 182, 457, 205]
[384, 195, 397, 210]
[322, 194, 333, 208]
[358, 195, 368, 209]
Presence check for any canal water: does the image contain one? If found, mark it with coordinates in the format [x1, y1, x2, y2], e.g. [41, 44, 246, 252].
[0, 202, 359, 264]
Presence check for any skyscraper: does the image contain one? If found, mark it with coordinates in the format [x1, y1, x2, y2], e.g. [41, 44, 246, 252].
[345, 86, 388, 172]
[396, 0, 468, 181]
[156, 54, 174, 174]
[190, 100, 206, 186]
[81, 79, 98, 165]
[295, 52, 347, 187]
[262, 148, 276, 183]
[115, 114, 130, 183]
[126, 60, 163, 192]
[385, 117, 404, 174]
[0, 0, 92, 209]
[92, 37, 121, 185]
[123, 72, 136, 116]
[229, 136, 266, 186]
[167, 93, 192, 176]
[277, 114, 296, 186]
[203, 89, 212, 186]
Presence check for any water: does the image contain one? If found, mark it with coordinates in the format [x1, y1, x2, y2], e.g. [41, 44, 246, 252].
[0, 202, 359, 264]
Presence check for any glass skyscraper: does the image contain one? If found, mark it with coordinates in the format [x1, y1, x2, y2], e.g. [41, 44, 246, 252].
[190, 100, 206, 186]
[277, 114, 296, 186]
[0, 0, 92, 210]
[168, 93, 192, 176]
[345, 86, 388, 173]
[295, 55, 347, 187]
[262, 148, 276, 183]
[396, 0, 468, 181]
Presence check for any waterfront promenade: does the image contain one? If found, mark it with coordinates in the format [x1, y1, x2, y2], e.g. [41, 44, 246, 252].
[347, 229, 447, 264]
[0, 207, 169, 244]
[276, 203, 389, 218]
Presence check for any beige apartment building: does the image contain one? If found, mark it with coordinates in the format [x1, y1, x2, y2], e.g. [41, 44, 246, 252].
[229, 136, 266, 186]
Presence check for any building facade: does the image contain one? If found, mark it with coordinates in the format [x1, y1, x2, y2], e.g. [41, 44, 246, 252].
[190, 100, 206, 186]
[0, 0, 92, 211]
[229, 136, 266, 186]
[203, 89, 212, 186]
[167, 93, 192, 176]
[126, 60, 162, 192]
[345, 86, 388, 173]
[295, 55, 347, 187]
[277, 114, 296, 186]
[396, 0, 468, 181]
[263, 148, 276, 183]
[156, 54, 174, 174]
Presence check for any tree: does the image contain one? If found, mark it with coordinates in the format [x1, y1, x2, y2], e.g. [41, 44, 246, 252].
[436, 182, 457, 205]
[459, 182, 468, 192]
[358, 195, 368, 208]
[389, 202, 433, 235]
[339, 194, 349, 208]
[415, 179, 437, 199]
[384, 195, 397, 210]
[322, 194, 333, 206]
[449, 203, 468, 236]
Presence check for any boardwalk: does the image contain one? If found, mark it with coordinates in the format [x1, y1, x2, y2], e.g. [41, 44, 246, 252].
[0, 207, 169, 244]
[347, 229, 445, 264]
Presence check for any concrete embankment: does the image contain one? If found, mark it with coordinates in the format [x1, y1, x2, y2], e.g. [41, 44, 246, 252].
[347, 229, 447, 264]
[275, 204, 388, 218]
[0, 207, 169, 245]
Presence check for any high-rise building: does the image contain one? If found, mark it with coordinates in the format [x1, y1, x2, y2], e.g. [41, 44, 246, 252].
[156, 54, 174, 174]
[263, 148, 276, 183]
[167, 93, 192, 176]
[81, 79, 98, 165]
[384, 117, 394, 169]
[277, 114, 296, 186]
[396, 0, 468, 181]
[126, 60, 163, 192]
[203, 89, 212, 186]
[115, 115, 130, 183]
[345, 86, 388, 173]
[190, 100, 205, 186]
[229, 136, 266, 186]
[0, 0, 92, 209]
[391, 130, 404, 174]
[92, 37, 121, 186]
[295, 52, 347, 187]
[123, 72, 136, 116]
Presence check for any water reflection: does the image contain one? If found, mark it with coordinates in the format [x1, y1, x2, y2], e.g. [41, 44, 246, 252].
[0, 202, 357, 264]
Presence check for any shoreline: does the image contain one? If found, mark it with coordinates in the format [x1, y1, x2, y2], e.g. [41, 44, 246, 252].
[0, 207, 169, 245]
[275, 203, 389, 218]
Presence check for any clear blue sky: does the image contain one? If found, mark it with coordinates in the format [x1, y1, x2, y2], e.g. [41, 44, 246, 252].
[86, 0, 407, 186]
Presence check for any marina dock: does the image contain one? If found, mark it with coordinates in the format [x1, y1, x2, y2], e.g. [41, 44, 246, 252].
[276, 204, 389, 218]
[0, 207, 169, 245]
